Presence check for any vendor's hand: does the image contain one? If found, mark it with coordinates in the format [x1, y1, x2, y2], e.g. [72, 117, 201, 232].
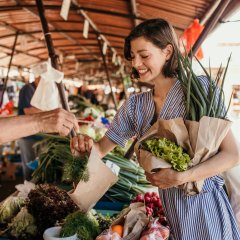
[37, 108, 79, 136]
[145, 168, 185, 189]
[70, 134, 94, 155]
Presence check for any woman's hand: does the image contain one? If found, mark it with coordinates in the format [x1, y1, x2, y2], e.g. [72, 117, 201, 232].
[145, 168, 186, 189]
[70, 134, 94, 155]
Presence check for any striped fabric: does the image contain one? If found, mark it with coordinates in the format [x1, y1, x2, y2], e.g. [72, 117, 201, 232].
[105, 76, 240, 239]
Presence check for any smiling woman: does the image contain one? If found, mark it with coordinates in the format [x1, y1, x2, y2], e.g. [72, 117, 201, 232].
[71, 18, 240, 240]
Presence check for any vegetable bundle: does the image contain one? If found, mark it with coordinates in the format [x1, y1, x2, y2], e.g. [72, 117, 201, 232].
[103, 153, 154, 202]
[178, 52, 231, 120]
[32, 134, 88, 184]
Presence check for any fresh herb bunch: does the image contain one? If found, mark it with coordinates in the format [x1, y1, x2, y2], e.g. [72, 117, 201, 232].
[32, 134, 89, 183]
[94, 212, 114, 233]
[62, 153, 89, 183]
[141, 138, 191, 171]
[177, 52, 232, 121]
[61, 211, 100, 240]
[27, 184, 78, 237]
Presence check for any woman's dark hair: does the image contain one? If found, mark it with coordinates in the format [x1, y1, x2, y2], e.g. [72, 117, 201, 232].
[124, 18, 179, 79]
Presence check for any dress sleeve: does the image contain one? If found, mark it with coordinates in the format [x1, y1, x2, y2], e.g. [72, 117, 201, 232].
[105, 95, 136, 147]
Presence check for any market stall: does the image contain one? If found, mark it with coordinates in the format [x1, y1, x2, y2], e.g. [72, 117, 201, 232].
[0, 0, 240, 239]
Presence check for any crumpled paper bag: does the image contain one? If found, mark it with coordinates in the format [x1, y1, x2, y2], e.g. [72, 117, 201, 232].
[111, 202, 149, 240]
[135, 116, 232, 195]
[68, 146, 118, 212]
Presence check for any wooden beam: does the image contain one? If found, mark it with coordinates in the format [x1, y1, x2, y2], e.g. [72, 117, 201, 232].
[0, 4, 145, 21]
[130, 0, 140, 26]
[0, 44, 44, 60]
[0, 30, 126, 40]
[191, 0, 231, 55]
[0, 31, 19, 107]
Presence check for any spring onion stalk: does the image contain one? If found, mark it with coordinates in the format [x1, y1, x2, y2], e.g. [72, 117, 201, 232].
[177, 52, 232, 120]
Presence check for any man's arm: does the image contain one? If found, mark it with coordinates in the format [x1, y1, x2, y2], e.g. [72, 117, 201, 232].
[0, 109, 79, 144]
[24, 106, 42, 114]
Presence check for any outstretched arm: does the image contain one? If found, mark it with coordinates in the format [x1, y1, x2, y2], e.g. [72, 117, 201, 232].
[0, 108, 79, 144]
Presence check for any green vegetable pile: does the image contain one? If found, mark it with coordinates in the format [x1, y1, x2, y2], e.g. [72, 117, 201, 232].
[61, 211, 100, 240]
[103, 153, 153, 202]
[9, 207, 37, 240]
[141, 138, 191, 171]
[32, 134, 88, 183]
[27, 184, 78, 237]
[0, 196, 25, 224]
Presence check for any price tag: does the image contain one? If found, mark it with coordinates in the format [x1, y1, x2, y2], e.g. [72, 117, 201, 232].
[112, 51, 116, 63]
[106, 160, 120, 176]
[60, 0, 71, 21]
[83, 19, 89, 38]
[102, 41, 107, 55]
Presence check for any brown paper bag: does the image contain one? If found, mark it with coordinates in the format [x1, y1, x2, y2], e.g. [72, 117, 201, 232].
[183, 116, 232, 194]
[68, 146, 118, 212]
[135, 116, 232, 195]
[111, 202, 149, 240]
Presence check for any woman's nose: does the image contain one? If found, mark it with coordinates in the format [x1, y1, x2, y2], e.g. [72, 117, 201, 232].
[132, 56, 142, 68]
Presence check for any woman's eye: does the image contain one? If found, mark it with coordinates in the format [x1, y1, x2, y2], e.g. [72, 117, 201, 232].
[141, 55, 149, 59]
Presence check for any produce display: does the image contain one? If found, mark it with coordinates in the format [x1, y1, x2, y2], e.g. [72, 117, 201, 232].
[102, 153, 153, 202]
[60, 211, 100, 240]
[141, 138, 191, 171]
[32, 134, 88, 183]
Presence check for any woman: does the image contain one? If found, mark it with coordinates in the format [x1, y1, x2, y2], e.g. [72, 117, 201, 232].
[71, 19, 240, 239]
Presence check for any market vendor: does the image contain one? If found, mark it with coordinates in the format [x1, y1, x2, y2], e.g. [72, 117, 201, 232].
[0, 108, 78, 145]
[17, 75, 43, 180]
[71, 18, 240, 240]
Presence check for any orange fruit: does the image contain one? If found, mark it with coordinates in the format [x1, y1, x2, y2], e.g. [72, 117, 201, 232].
[111, 224, 124, 237]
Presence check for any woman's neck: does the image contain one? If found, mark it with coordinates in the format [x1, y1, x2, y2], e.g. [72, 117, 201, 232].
[153, 76, 176, 98]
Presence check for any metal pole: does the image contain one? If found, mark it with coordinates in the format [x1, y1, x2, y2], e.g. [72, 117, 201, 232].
[0, 31, 19, 108]
[97, 36, 118, 110]
[191, 0, 231, 55]
[35, 0, 76, 137]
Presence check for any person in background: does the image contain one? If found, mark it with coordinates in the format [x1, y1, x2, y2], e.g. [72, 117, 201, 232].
[71, 19, 240, 239]
[0, 108, 78, 144]
[17, 75, 43, 180]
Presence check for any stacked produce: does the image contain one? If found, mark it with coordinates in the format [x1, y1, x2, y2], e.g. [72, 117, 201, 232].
[96, 192, 170, 240]
[102, 153, 154, 202]
[32, 134, 88, 183]
[132, 192, 168, 227]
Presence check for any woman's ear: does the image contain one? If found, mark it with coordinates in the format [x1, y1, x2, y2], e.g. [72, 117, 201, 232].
[163, 44, 173, 61]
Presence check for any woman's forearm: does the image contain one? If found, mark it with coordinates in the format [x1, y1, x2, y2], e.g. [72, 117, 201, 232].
[0, 115, 39, 144]
[183, 130, 240, 183]
[183, 150, 240, 183]
[94, 136, 117, 158]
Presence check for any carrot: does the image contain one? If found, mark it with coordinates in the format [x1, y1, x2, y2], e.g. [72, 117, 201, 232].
[111, 225, 124, 237]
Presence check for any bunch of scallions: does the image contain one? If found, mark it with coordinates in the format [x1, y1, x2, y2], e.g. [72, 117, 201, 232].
[177, 51, 232, 121]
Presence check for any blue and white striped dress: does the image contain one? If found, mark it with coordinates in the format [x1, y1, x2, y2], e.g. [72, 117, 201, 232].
[105, 76, 240, 239]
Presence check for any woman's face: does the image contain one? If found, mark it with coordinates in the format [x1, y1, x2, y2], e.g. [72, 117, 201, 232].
[130, 36, 169, 84]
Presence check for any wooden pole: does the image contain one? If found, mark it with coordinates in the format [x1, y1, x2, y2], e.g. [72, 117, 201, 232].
[191, 0, 231, 55]
[0, 31, 19, 107]
[35, 0, 75, 137]
[97, 36, 118, 110]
